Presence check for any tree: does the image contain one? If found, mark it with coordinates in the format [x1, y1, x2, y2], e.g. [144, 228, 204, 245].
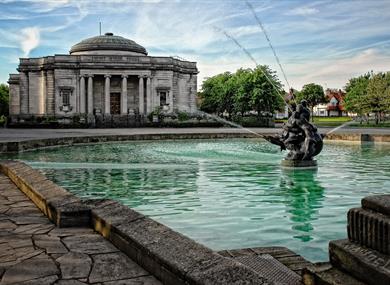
[249, 65, 284, 117]
[296, 83, 325, 120]
[233, 68, 252, 117]
[0, 84, 9, 117]
[199, 72, 234, 116]
[344, 74, 370, 119]
[366, 72, 390, 124]
[199, 66, 285, 120]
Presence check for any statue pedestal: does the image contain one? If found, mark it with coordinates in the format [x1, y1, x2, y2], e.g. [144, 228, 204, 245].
[281, 159, 317, 168]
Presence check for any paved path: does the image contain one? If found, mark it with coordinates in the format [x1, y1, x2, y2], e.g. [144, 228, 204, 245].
[0, 173, 161, 285]
[0, 127, 390, 143]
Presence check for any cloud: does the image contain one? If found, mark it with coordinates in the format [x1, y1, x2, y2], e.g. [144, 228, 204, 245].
[286, 7, 319, 16]
[285, 48, 390, 89]
[20, 27, 40, 57]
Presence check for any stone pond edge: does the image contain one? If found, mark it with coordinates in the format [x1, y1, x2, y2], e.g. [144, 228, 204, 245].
[1, 132, 390, 154]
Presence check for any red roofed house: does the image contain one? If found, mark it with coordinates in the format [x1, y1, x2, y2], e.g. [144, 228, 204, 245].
[326, 89, 347, 117]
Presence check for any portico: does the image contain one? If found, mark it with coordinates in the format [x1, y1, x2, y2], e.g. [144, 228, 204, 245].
[78, 71, 153, 115]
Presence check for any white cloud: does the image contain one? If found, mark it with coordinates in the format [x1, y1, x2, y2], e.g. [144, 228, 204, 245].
[286, 7, 319, 16]
[20, 27, 40, 57]
[285, 49, 390, 90]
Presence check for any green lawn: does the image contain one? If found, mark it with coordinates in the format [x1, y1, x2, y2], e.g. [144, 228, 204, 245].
[275, 116, 352, 127]
[275, 116, 390, 128]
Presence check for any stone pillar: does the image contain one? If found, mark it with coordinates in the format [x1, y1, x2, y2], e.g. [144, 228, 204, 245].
[79, 75, 86, 113]
[104, 75, 111, 114]
[87, 75, 93, 114]
[146, 77, 151, 113]
[121, 75, 128, 114]
[138, 76, 144, 115]
[19, 72, 29, 114]
[169, 90, 174, 112]
[46, 70, 55, 115]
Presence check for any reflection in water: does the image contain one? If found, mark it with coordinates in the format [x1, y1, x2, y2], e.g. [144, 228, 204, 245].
[280, 169, 324, 242]
[44, 164, 200, 211]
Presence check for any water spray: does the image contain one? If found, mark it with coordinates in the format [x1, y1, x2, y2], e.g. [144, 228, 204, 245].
[215, 26, 293, 112]
[245, 0, 292, 92]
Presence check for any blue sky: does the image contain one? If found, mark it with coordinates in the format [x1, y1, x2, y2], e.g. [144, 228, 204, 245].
[1, 0, 390, 91]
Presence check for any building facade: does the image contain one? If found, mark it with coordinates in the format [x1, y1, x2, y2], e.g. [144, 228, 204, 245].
[8, 33, 198, 123]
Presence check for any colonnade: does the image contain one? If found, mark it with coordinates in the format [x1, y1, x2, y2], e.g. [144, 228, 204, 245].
[79, 74, 151, 115]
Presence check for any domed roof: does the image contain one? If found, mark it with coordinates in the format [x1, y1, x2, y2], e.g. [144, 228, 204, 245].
[70, 32, 147, 55]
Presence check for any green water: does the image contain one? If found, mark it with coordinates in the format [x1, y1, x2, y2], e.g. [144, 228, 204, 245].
[3, 139, 390, 262]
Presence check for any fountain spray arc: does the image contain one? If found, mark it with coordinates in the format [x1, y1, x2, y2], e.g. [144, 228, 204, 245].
[214, 1, 324, 167]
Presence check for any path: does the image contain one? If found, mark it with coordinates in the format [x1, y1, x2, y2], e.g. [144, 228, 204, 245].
[0, 173, 161, 285]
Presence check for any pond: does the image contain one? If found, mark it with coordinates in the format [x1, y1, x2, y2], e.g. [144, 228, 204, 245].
[3, 139, 390, 262]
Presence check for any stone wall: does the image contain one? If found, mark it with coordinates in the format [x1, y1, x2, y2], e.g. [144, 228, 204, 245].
[54, 69, 78, 115]
[8, 75, 20, 115]
[28, 71, 45, 114]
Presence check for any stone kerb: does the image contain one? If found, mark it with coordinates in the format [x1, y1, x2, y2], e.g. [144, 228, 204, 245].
[86, 199, 272, 285]
[0, 160, 90, 227]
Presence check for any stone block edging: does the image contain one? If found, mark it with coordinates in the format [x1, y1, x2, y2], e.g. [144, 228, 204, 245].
[0, 160, 90, 227]
[1, 132, 390, 154]
[0, 160, 273, 285]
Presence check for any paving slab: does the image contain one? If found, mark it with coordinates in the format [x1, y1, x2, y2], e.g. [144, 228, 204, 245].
[0, 173, 161, 285]
[57, 252, 92, 279]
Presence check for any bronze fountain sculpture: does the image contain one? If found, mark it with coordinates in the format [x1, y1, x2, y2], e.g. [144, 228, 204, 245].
[264, 100, 324, 167]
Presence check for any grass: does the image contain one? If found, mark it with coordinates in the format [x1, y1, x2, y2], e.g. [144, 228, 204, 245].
[275, 116, 352, 127]
[275, 116, 390, 128]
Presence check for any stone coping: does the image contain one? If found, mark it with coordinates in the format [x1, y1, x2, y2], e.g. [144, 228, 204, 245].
[0, 160, 90, 228]
[1, 131, 390, 154]
[0, 160, 273, 284]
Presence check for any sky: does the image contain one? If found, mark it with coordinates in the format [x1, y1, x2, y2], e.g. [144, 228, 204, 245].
[1, 0, 390, 91]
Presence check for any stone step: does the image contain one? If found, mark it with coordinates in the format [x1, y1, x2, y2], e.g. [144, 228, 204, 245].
[233, 254, 302, 285]
[329, 239, 390, 285]
[347, 207, 390, 254]
[362, 195, 390, 216]
[302, 262, 367, 285]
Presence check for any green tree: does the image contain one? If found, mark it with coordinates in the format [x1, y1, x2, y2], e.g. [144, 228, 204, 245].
[366, 72, 390, 124]
[233, 68, 252, 117]
[296, 83, 325, 120]
[200, 65, 285, 120]
[199, 72, 235, 117]
[0, 84, 9, 117]
[249, 65, 284, 117]
[344, 73, 370, 119]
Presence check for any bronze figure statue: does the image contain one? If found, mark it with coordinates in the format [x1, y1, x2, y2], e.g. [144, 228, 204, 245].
[264, 100, 323, 164]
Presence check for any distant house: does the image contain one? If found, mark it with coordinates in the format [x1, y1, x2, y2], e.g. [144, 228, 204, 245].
[325, 89, 347, 117]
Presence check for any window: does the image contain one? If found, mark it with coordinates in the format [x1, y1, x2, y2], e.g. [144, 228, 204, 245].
[60, 88, 72, 106]
[159, 91, 167, 107]
[59, 87, 73, 112]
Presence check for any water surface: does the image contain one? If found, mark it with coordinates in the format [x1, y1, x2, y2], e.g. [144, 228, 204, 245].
[3, 139, 390, 262]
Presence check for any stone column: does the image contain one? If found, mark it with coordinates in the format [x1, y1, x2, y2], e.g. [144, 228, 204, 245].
[138, 76, 144, 115]
[87, 75, 93, 114]
[79, 75, 86, 113]
[19, 72, 29, 114]
[169, 90, 174, 112]
[46, 70, 55, 115]
[121, 75, 128, 114]
[104, 75, 111, 114]
[146, 77, 151, 113]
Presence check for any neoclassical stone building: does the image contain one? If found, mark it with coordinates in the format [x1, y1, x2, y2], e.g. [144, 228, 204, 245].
[8, 33, 198, 121]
